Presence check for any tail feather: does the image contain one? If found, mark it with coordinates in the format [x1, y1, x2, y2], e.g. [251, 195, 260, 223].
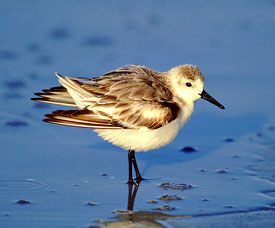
[55, 73, 98, 109]
[32, 84, 77, 107]
[32, 73, 107, 108]
[31, 97, 76, 107]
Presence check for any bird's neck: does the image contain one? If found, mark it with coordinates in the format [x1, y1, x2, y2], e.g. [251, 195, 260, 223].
[178, 100, 195, 125]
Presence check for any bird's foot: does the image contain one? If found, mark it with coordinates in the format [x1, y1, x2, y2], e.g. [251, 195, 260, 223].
[135, 176, 146, 183]
[127, 178, 144, 185]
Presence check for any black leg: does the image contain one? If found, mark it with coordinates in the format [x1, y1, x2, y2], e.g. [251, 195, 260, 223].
[127, 150, 134, 184]
[127, 182, 140, 211]
[130, 150, 145, 182]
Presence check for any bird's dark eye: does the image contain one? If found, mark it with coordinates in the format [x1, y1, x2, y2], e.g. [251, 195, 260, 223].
[186, 82, 192, 87]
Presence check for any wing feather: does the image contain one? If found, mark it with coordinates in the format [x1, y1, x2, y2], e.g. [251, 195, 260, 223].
[44, 109, 122, 129]
[87, 65, 180, 129]
[33, 65, 181, 130]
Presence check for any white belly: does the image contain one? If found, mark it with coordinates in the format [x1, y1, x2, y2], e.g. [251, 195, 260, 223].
[95, 106, 194, 152]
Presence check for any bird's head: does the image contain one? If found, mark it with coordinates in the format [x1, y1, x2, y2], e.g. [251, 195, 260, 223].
[167, 64, 225, 109]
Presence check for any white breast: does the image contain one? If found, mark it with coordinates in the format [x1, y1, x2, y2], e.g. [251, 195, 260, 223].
[95, 105, 194, 152]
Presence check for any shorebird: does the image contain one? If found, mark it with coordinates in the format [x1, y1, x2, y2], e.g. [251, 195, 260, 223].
[32, 64, 224, 183]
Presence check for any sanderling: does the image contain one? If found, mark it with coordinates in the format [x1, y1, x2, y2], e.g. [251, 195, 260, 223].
[32, 64, 224, 183]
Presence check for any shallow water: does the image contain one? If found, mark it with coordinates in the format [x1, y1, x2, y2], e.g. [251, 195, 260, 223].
[0, 1, 275, 227]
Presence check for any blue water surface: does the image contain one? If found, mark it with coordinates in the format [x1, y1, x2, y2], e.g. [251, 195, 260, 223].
[0, 1, 275, 227]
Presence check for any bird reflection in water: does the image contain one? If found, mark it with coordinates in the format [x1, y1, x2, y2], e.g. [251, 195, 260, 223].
[97, 182, 190, 228]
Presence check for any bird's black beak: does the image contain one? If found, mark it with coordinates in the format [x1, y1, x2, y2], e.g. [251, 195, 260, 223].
[200, 90, 225, 109]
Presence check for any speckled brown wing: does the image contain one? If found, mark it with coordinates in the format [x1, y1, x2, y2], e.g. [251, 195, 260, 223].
[109, 101, 180, 129]
[35, 65, 181, 130]
[87, 65, 181, 129]
[91, 65, 172, 102]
